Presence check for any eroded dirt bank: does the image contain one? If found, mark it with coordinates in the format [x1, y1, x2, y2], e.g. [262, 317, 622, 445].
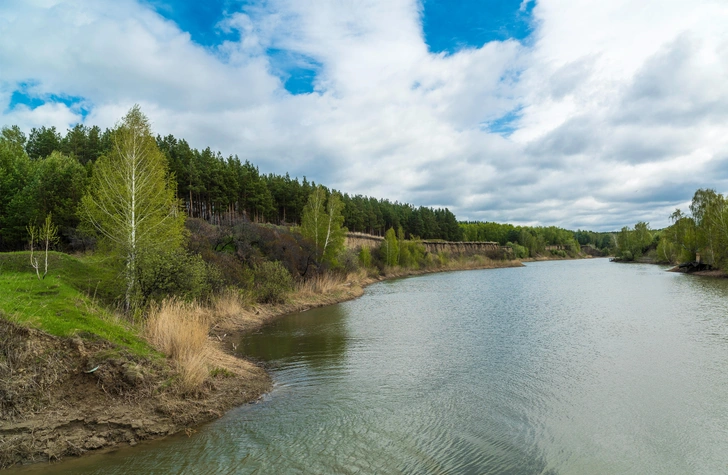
[1, 259, 523, 470]
[0, 320, 270, 469]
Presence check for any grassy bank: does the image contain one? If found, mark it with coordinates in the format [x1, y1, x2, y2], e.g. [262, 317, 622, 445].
[0, 252, 149, 355]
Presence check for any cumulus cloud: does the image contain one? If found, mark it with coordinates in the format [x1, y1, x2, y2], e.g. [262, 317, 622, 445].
[1, 0, 727, 231]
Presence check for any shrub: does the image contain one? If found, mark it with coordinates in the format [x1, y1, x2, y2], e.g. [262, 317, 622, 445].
[507, 242, 528, 259]
[137, 250, 221, 305]
[338, 248, 360, 273]
[253, 261, 293, 304]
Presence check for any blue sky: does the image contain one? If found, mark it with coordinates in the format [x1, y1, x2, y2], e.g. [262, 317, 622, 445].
[2, 0, 728, 231]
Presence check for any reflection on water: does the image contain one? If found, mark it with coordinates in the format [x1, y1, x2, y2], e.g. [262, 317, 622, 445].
[11, 259, 728, 474]
[239, 305, 349, 367]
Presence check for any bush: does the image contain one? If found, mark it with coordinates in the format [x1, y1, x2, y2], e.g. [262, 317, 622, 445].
[338, 248, 360, 273]
[506, 242, 528, 259]
[253, 261, 293, 304]
[137, 250, 221, 305]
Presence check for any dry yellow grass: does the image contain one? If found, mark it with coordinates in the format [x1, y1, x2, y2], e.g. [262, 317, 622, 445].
[210, 289, 246, 322]
[145, 299, 210, 392]
[296, 272, 346, 295]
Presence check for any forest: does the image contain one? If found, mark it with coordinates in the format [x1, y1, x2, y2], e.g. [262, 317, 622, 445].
[613, 188, 728, 271]
[0, 122, 461, 254]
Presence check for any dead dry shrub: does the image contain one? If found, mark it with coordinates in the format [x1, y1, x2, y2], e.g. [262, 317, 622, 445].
[145, 299, 209, 391]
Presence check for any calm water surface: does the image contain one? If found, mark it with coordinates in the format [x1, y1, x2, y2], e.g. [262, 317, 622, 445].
[17, 259, 728, 474]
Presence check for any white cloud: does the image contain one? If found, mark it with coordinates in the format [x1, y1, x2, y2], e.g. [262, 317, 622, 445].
[1, 0, 727, 231]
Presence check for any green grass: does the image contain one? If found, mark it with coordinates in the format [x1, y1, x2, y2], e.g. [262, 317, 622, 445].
[0, 252, 153, 356]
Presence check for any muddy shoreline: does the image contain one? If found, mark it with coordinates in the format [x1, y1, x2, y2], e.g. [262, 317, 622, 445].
[0, 259, 524, 470]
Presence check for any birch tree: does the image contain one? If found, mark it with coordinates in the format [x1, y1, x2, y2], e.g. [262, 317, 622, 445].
[300, 185, 346, 265]
[81, 106, 184, 311]
[27, 213, 58, 280]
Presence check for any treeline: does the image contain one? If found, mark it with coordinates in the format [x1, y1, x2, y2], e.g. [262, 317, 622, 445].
[459, 221, 611, 258]
[612, 222, 658, 262]
[158, 135, 462, 239]
[656, 189, 728, 267]
[612, 188, 728, 269]
[0, 124, 460, 250]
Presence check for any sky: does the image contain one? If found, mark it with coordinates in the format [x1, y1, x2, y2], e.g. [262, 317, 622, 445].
[2, 0, 728, 231]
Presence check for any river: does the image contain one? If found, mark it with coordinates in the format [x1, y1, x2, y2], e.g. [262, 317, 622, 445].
[16, 259, 728, 474]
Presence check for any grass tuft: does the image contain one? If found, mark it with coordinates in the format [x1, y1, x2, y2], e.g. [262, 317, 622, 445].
[145, 299, 210, 392]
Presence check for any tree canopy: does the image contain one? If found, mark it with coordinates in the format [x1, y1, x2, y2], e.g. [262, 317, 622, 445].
[81, 106, 185, 310]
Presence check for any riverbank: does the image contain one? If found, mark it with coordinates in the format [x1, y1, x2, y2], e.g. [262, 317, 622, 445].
[667, 266, 728, 278]
[0, 256, 523, 470]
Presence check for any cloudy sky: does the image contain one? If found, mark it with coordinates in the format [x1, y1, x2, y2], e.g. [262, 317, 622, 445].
[2, 0, 728, 231]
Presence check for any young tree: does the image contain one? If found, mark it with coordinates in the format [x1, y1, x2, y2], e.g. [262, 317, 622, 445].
[81, 105, 184, 311]
[300, 185, 346, 265]
[27, 213, 59, 280]
[382, 227, 399, 267]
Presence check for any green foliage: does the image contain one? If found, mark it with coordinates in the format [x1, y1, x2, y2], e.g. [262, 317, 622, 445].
[656, 237, 677, 264]
[4, 151, 87, 248]
[252, 261, 293, 304]
[81, 106, 185, 310]
[136, 250, 221, 305]
[0, 129, 33, 250]
[382, 228, 399, 267]
[358, 247, 372, 268]
[26, 126, 61, 160]
[461, 221, 597, 257]
[615, 222, 653, 261]
[659, 188, 728, 267]
[507, 242, 528, 259]
[300, 186, 346, 265]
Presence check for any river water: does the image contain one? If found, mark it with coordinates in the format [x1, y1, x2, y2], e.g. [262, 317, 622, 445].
[17, 259, 728, 474]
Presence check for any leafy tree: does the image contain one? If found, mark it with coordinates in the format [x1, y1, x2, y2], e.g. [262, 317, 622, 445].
[3, 151, 87, 247]
[615, 222, 652, 261]
[81, 105, 185, 311]
[0, 128, 32, 249]
[689, 188, 725, 265]
[382, 227, 399, 266]
[358, 247, 372, 268]
[300, 186, 346, 265]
